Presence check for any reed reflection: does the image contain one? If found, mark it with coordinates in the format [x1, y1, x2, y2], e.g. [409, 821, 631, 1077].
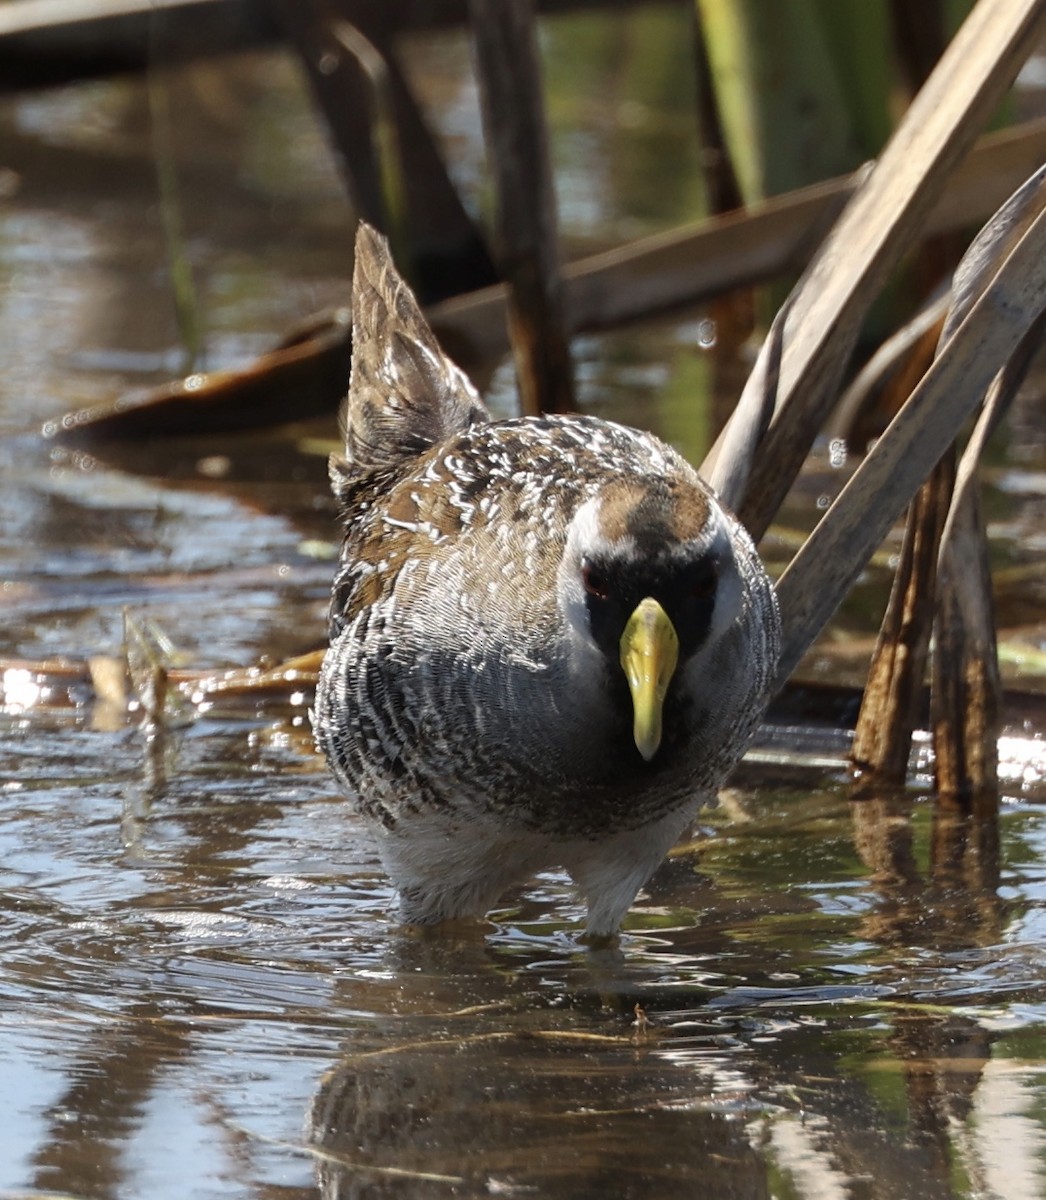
[851, 787, 1003, 950]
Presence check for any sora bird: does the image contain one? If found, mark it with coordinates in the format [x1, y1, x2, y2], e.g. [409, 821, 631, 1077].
[314, 224, 780, 937]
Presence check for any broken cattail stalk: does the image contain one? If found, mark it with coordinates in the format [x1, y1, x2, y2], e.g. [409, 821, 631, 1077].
[850, 449, 955, 793]
[735, 0, 1046, 541]
[774, 195, 1046, 688]
[469, 0, 575, 415]
[927, 167, 1046, 812]
[847, 301, 951, 795]
[44, 121, 1046, 446]
[273, 0, 496, 303]
[929, 312, 1046, 813]
[931, 484, 1000, 815]
[827, 294, 949, 447]
[849, 166, 1046, 838]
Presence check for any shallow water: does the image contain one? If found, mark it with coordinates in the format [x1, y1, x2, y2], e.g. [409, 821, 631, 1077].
[4, 707, 1046, 1198]
[1, 14, 1045, 1200]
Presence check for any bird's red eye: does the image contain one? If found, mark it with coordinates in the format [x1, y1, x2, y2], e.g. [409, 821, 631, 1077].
[582, 563, 610, 600]
[692, 560, 718, 599]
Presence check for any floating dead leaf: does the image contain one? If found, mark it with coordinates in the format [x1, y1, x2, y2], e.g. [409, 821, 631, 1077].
[177, 650, 323, 704]
[87, 654, 128, 709]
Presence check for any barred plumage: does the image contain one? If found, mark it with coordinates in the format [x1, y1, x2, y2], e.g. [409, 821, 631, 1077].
[313, 224, 780, 936]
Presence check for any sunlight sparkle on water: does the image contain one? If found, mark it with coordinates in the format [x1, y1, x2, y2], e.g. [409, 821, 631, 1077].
[2, 668, 41, 712]
[999, 734, 1046, 789]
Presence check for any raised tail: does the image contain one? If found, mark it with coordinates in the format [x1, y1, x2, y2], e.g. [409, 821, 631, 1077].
[333, 223, 490, 496]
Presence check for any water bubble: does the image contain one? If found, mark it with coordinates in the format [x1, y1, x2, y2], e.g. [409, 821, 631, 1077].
[197, 455, 231, 478]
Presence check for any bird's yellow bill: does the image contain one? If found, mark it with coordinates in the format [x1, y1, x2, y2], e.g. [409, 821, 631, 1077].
[619, 597, 679, 761]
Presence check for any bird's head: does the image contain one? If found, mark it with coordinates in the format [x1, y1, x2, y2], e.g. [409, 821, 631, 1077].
[558, 476, 744, 762]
